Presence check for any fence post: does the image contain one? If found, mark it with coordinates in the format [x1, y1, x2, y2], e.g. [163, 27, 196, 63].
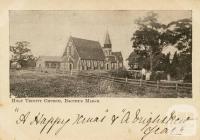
[176, 83, 178, 91]
[176, 83, 179, 97]
[157, 80, 159, 89]
[140, 79, 142, 86]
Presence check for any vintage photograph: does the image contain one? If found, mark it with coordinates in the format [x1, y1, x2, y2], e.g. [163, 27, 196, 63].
[9, 10, 192, 98]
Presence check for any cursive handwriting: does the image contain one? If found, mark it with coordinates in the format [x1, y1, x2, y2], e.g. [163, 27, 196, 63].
[15, 108, 193, 140]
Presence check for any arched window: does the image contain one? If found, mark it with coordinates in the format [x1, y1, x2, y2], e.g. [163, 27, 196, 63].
[94, 61, 97, 67]
[109, 50, 111, 55]
[87, 60, 91, 67]
[69, 63, 73, 71]
[106, 64, 109, 70]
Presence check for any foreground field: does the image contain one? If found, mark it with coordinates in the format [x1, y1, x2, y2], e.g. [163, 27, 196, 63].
[10, 70, 192, 98]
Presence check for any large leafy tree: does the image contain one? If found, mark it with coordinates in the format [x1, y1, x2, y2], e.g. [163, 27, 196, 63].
[129, 12, 192, 81]
[170, 52, 180, 79]
[10, 41, 36, 68]
[161, 18, 192, 54]
[162, 18, 192, 79]
[153, 53, 170, 71]
[131, 12, 165, 71]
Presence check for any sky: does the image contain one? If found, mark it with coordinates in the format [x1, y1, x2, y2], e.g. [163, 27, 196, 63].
[9, 10, 191, 67]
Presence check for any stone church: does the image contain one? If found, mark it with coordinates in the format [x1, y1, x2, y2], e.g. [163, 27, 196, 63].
[36, 32, 123, 72]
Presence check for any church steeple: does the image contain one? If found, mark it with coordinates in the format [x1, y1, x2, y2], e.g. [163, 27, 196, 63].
[103, 31, 112, 56]
[104, 31, 112, 48]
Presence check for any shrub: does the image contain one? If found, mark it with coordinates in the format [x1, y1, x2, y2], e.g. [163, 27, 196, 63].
[109, 69, 130, 78]
[150, 71, 165, 81]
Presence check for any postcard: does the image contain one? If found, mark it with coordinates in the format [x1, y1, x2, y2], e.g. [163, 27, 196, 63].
[0, 0, 200, 140]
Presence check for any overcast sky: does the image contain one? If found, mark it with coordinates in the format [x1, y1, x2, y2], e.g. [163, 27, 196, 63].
[9, 10, 191, 67]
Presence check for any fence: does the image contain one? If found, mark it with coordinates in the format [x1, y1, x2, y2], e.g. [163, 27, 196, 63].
[68, 70, 192, 94]
[19, 68, 192, 94]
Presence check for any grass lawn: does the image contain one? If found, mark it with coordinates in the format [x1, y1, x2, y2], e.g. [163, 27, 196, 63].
[10, 70, 191, 98]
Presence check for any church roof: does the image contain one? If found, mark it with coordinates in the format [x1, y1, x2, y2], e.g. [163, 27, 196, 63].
[104, 31, 111, 45]
[112, 52, 123, 62]
[70, 37, 105, 60]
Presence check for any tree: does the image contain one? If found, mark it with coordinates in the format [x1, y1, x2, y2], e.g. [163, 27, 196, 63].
[163, 52, 171, 74]
[161, 18, 192, 79]
[163, 18, 192, 54]
[131, 12, 165, 72]
[170, 52, 180, 79]
[128, 12, 192, 81]
[153, 53, 170, 72]
[127, 51, 147, 70]
[10, 41, 36, 68]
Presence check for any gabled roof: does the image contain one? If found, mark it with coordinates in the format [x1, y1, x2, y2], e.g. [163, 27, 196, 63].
[70, 37, 105, 60]
[126, 51, 140, 61]
[38, 56, 62, 62]
[112, 52, 123, 62]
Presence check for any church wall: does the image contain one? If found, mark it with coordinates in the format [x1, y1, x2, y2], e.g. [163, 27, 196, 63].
[103, 48, 112, 56]
[118, 61, 123, 68]
[79, 60, 105, 70]
[63, 39, 80, 71]
[72, 47, 80, 70]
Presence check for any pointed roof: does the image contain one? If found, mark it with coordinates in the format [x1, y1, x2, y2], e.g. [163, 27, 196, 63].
[65, 36, 105, 60]
[104, 31, 111, 45]
[112, 52, 123, 62]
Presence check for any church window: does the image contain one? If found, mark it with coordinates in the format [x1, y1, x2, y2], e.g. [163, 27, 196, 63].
[81, 60, 84, 66]
[105, 50, 108, 56]
[87, 60, 91, 67]
[106, 64, 109, 70]
[111, 63, 115, 69]
[94, 61, 97, 67]
[109, 50, 111, 55]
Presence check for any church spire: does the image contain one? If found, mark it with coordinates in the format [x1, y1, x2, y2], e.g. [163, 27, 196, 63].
[104, 31, 112, 48]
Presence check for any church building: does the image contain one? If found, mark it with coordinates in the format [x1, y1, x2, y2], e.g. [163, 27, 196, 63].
[36, 32, 123, 72]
